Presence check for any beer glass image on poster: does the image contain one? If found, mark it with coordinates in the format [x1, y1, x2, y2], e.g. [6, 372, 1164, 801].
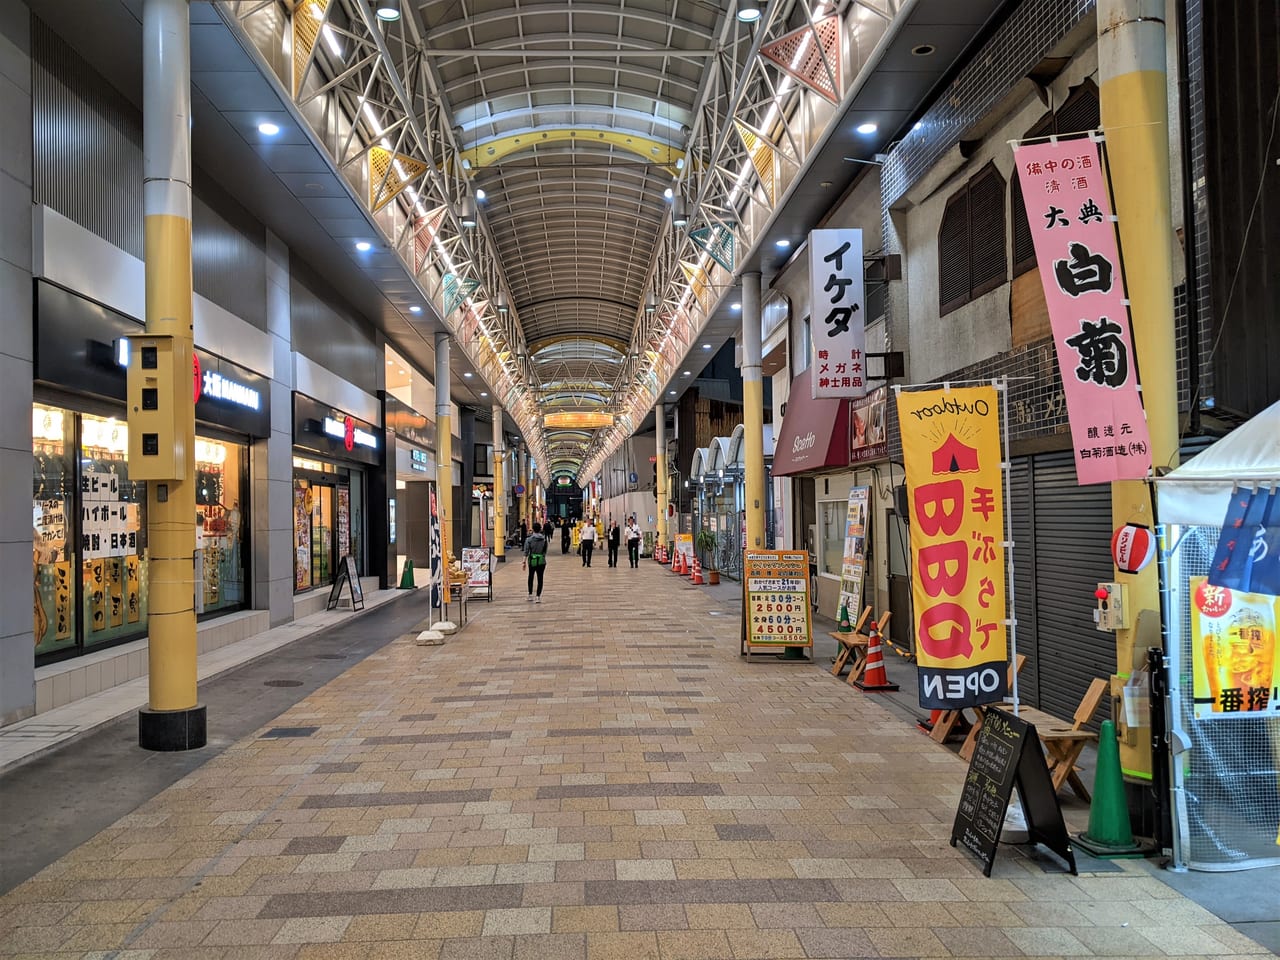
[895, 385, 1008, 709]
[1189, 578, 1279, 719]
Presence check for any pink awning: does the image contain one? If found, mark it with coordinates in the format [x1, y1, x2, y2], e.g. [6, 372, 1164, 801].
[771, 366, 850, 476]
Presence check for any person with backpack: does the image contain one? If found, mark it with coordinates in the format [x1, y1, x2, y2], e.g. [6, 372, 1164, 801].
[523, 522, 549, 602]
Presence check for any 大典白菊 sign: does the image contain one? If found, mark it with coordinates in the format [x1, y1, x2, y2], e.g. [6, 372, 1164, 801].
[1014, 136, 1151, 484]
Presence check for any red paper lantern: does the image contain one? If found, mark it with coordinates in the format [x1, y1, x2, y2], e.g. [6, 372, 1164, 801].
[1111, 523, 1155, 575]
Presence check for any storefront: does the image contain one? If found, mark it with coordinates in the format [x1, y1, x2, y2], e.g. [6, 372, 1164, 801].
[32, 281, 269, 663]
[385, 394, 436, 579]
[292, 393, 380, 592]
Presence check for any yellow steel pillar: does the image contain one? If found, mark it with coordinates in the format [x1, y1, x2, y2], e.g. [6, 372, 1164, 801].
[491, 404, 506, 561]
[435, 333, 453, 572]
[655, 403, 668, 552]
[517, 442, 528, 531]
[741, 271, 766, 548]
[1099, 0, 1180, 780]
[133, 0, 204, 750]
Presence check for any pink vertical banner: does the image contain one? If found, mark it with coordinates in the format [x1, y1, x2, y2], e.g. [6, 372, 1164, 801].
[1014, 136, 1152, 484]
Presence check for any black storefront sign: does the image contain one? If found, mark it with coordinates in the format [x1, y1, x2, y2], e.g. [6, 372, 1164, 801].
[293, 393, 382, 467]
[950, 708, 1076, 877]
[385, 393, 437, 451]
[35, 280, 271, 438]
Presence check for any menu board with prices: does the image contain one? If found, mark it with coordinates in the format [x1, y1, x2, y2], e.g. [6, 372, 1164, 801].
[337, 487, 351, 560]
[950, 707, 1075, 877]
[742, 550, 812, 650]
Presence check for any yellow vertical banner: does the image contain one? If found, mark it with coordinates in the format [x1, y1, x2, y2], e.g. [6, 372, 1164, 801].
[896, 385, 1009, 709]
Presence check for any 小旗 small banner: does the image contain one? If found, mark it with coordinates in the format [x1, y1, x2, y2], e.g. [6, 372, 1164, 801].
[1014, 136, 1152, 485]
[896, 386, 1009, 710]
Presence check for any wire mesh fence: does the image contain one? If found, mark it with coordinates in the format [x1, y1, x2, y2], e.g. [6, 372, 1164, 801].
[1166, 524, 1280, 870]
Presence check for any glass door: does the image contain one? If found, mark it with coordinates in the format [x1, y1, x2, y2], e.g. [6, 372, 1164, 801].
[310, 484, 334, 587]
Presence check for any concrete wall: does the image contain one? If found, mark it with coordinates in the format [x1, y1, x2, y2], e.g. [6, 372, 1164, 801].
[0, 4, 33, 726]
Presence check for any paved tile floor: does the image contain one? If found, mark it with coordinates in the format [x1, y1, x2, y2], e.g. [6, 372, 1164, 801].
[0, 556, 1271, 959]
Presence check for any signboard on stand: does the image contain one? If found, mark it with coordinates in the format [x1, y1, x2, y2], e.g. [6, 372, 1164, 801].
[675, 533, 694, 562]
[838, 486, 870, 618]
[741, 550, 812, 652]
[462, 547, 492, 600]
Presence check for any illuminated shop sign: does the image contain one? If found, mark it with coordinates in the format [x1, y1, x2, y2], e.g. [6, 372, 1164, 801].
[323, 416, 378, 450]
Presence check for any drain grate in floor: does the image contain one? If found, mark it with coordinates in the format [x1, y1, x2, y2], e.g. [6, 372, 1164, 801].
[314, 654, 346, 660]
[264, 679, 304, 688]
[260, 726, 319, 739]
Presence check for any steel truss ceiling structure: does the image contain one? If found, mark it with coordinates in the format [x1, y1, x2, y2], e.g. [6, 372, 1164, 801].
[225, 0, 902, 482]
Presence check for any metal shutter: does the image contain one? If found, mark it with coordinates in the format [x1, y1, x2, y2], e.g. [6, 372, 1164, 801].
[1007, 457, 1038, 704]
[968, 165, 1008, 299]
[1029, 450, 1116, 724]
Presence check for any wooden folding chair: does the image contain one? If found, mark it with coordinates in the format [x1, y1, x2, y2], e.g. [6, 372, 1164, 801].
[1037, 678, 1109, 800]
[946, 654, 1028, 754]
[830, 606, 872, 677]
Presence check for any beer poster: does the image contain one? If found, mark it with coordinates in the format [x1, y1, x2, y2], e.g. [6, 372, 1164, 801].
[1189, 577, 1279, 720]
[896, 385, 1009, 709]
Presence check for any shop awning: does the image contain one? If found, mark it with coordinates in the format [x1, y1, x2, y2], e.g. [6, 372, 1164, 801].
[771, 366, 850, 477]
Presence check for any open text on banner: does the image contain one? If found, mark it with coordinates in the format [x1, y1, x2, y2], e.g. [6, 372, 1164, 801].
[1013, 137, 1151, 484]
[896, 385, 1009, 709]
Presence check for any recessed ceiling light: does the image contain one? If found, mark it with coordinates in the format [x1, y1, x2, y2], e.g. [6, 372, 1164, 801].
[819, 180, 833, 189]
[355, 241, 372, 252]
[669, 390, 677, 395]
[737, 0, 761, 22]
[913, 121, 924, 132]
[731, 302, 741, 311]
[398, 369, 406, 375]
[475, 188, 486, 200]
[257, 121, 280, 136]
[375, 0, 400, 21]
[408, 305, 422, 314]
[702, 343, 712, 350]
[775, 238, 791, 249]
[856, 122, 878, 135]
[663, 187, 673, 199]
[911, 43, 936, 57]
[682, 370, 691, 376]
[480, 391, 489, 397]
[386, 359, 393, 365]
[463, 372, 473, 378]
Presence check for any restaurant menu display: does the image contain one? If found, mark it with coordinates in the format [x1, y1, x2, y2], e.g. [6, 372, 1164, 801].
[950, 707, 1075, 877]
[742, 549, 812, 649]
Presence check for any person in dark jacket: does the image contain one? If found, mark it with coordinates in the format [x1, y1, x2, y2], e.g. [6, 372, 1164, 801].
[523, 522, 549, 602]
[607, 520, 621, 567]
[561, 519, 571, 554]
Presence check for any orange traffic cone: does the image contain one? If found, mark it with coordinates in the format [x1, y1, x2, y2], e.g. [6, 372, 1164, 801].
[687, 555, 698, 580]
[917, 708, 944, 733]
[854, 620, 899, 692]
[673, 552, 684, 575]
[691, 557, 704, 585]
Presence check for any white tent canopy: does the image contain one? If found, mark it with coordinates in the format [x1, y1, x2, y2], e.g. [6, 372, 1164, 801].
[1155, 399, 1280, 525]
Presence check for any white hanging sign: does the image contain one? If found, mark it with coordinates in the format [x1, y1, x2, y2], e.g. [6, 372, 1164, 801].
[810, 228, 867, 399]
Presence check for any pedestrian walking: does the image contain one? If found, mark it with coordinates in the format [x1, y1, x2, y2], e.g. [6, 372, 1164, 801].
[625, 517, 641, 568]
[519, 519, 528, 546]
[579, 517, 596, 567]
[523, 522, 548, 602]
[607, 520, 621, 567]
[560, 518, 571, 554]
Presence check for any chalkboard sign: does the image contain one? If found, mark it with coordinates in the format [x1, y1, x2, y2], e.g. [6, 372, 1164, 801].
[950, 707, 1076, 877]
[326, 555, 365, 611]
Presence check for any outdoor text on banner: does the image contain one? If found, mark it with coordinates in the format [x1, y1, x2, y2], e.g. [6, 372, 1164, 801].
[896, 385, 1009, 709]
[1013, 137, 1151, 484]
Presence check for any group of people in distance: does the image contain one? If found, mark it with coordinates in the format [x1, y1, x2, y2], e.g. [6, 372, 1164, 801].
[521, 515, 643, 601]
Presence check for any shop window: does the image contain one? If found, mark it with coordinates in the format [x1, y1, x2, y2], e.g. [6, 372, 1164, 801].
[79, 413, 148, 648]
[195, 438, 247, 615]
[1009, 82, 1100, 277]
[32, 404, 76, 657]
[938, 163, 1008, 316]
[818, 499, 845, 577]
[474, 443, 493, 477]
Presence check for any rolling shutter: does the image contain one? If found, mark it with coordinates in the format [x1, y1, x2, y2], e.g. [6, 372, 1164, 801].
[1028, 451, 1115, 725]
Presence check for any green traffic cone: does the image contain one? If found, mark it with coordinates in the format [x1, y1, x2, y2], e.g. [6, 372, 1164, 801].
[837, 601, 852, 633]
[398, 558, 417, 589]
[1075, 719, 1145, 858]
